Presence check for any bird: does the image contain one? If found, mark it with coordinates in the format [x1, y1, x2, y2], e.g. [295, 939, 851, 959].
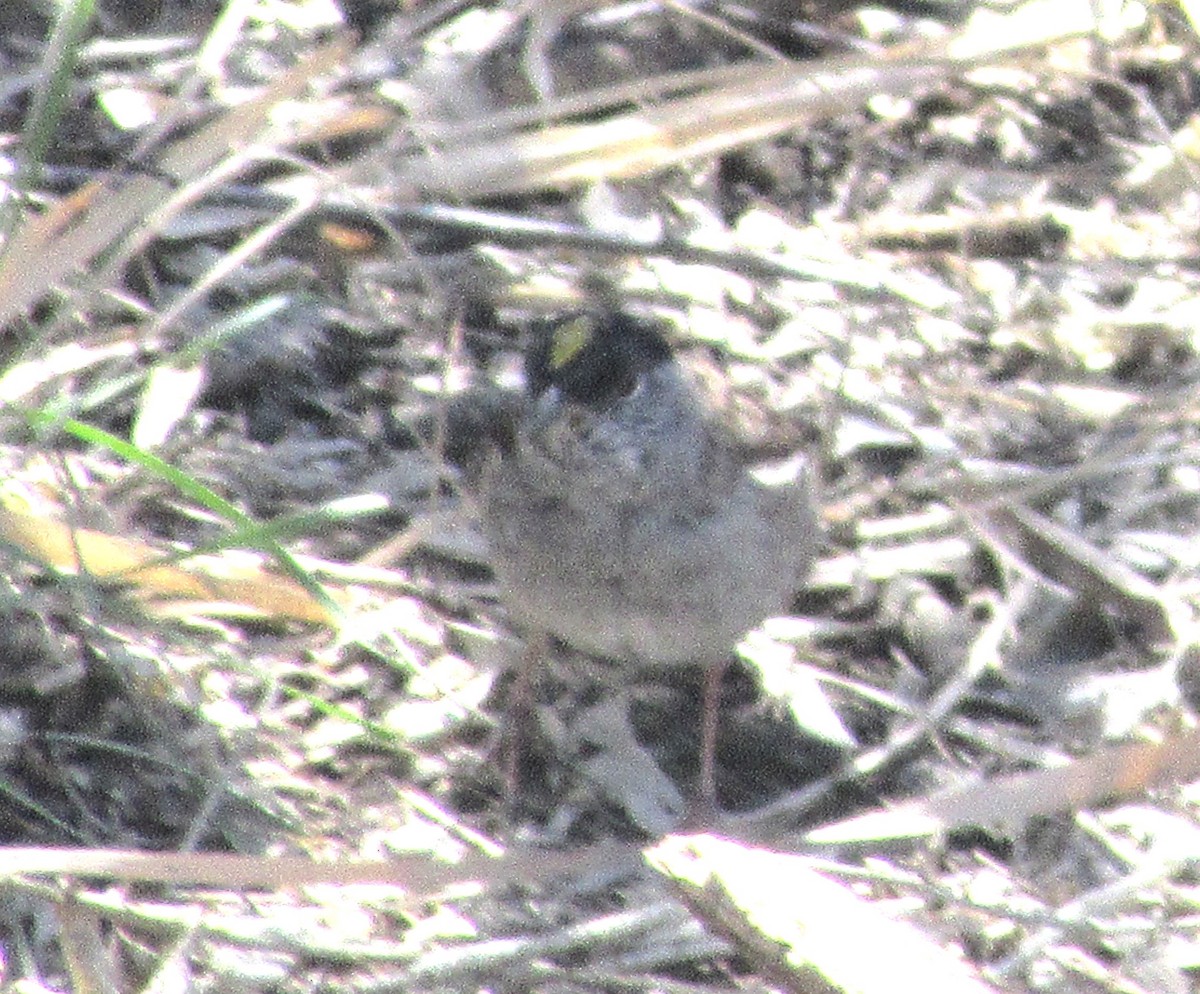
[442, 311, 818, 819]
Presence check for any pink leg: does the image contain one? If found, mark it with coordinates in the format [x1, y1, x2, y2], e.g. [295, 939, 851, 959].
[697, 657, 730, 818]
[502, 632, 545, 810]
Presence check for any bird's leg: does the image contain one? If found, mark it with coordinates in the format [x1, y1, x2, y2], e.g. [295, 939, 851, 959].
[695, 656, 731, 823]
[501, 630, 547, 812]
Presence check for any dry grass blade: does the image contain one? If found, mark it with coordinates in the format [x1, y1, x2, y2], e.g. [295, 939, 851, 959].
[59, 899, 125, 994]
[0, 502, 338, 624]
[0, 847, 452, 889]
[648, 835, 999, 994]
[971, 503, 1177, 645]
[0, 841, 645, 894]
[807, 725, 1200, 846]
[0, 36, 351, 328]
[389, 0, 1120, 198]
[396, 59, 949, 198]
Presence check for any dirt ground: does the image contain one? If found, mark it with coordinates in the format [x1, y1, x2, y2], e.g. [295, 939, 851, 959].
[0, 0, 1198, 992]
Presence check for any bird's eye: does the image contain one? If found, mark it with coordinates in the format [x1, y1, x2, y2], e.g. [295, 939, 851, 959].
[611, 366, 639, 399]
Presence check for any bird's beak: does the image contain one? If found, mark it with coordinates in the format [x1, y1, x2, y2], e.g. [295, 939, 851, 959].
[527, 385, 565, 435]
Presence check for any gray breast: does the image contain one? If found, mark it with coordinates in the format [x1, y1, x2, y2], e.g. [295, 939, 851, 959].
[480, 369, 817, 666]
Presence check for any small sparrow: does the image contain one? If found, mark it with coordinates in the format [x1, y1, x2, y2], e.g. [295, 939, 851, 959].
[445, 312, 818, 817]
